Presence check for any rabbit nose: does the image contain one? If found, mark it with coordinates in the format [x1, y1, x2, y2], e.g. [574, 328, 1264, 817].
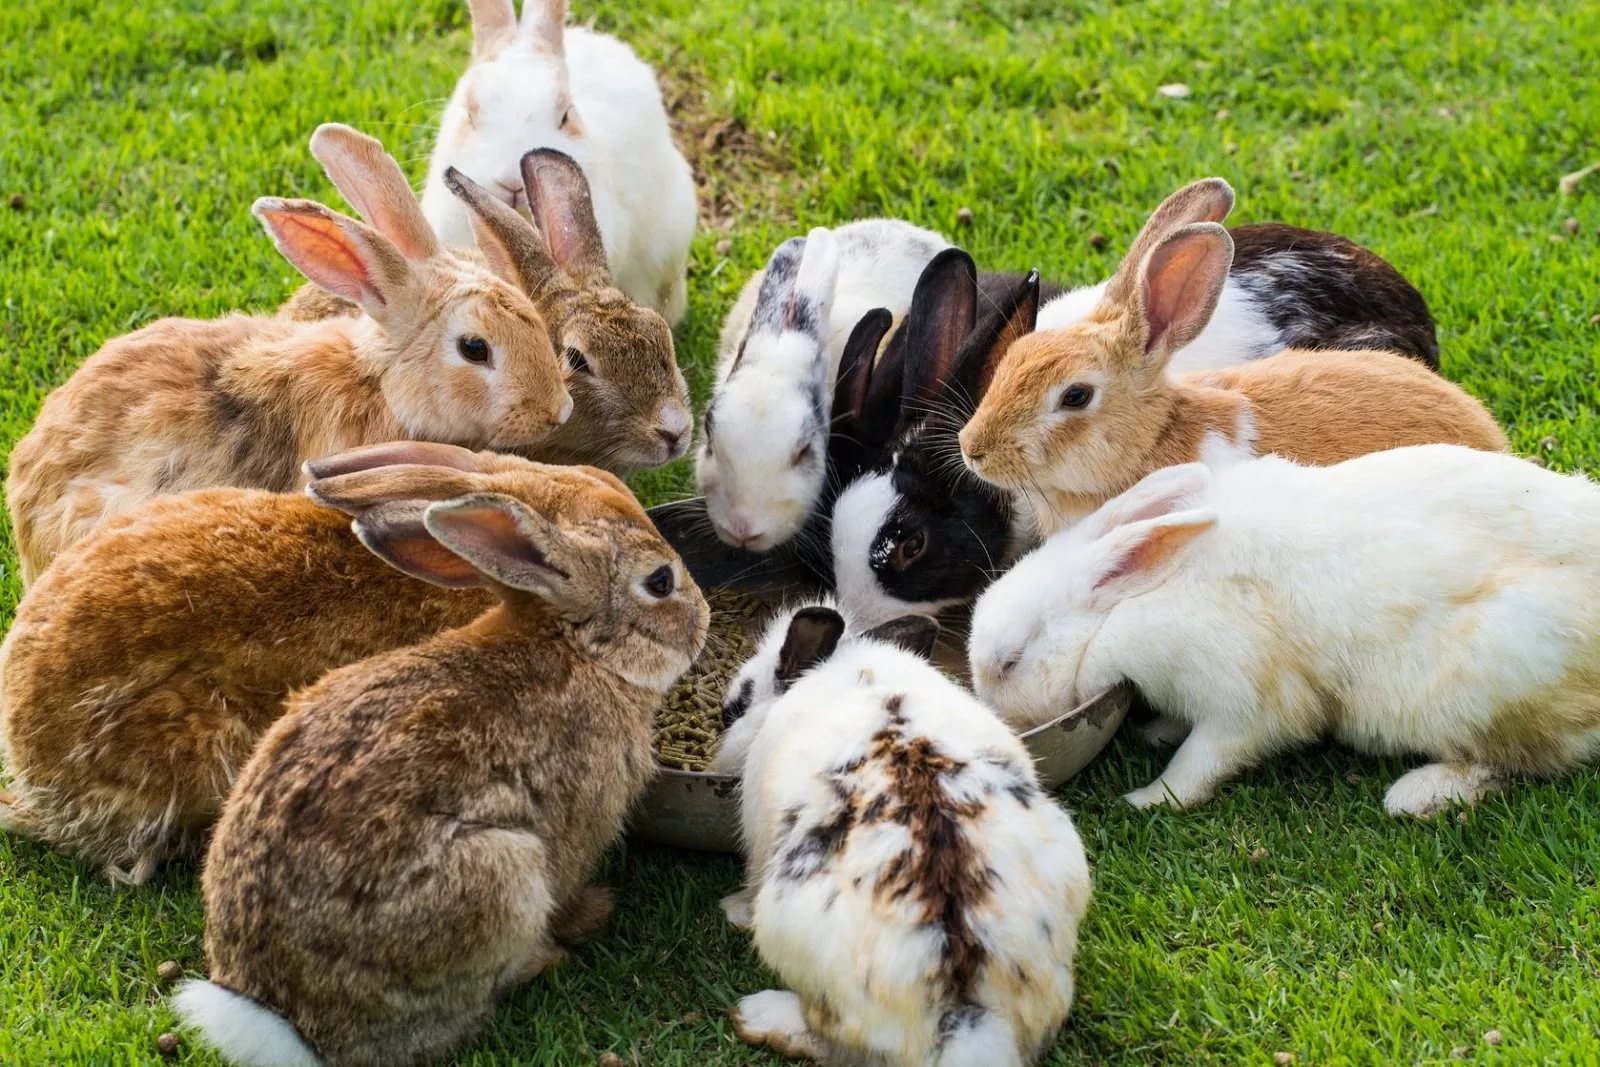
[555, 394, 574, 425]
[656, 404, 692, 458]
[720, 512, 769, 551]
[658, 427, 685, 457]
[496, 180, 524, 207]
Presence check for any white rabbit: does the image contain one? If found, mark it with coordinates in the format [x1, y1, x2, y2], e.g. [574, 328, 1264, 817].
[969, 447, 1600, 816]
[420, 0, 695, 324]
[718, 602, 1091, 1067]
[696, 219, 950, 551]
[1035, 181, 1439, 371]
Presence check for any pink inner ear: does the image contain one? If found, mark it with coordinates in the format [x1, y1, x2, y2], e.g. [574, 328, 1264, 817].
[264, 210, 382, 308]
[1142, 237, 1221, 354]
[1093, 517, 1213, 593]
[385, 535, 483, 587]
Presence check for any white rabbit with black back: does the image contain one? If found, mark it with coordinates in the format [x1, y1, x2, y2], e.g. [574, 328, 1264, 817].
[970, 447, 1600, 815]
[1036, 180, 1438, 369]
[420, 0, 695, 323]
[696, 220, 950, 552]
[716, 602, 1092, 1066]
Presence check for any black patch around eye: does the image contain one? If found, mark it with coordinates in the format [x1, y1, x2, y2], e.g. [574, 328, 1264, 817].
[721, 677, 756, 730]
[565, 346, 593, 375]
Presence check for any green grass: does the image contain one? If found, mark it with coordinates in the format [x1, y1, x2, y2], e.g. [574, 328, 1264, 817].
[2, 0, 1599, 1063]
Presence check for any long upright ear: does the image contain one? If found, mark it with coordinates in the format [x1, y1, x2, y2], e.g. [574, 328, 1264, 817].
[829, 308, 894, 477]
[1136, 223, 1233, 360]
[521, 0, 567, 54]
[863, 615, 940, 658]
[520, 148, 610, 284]
[899, 248, 978, 415]
[1076, 463, 1212, 543]
[423, 492, 581, 606]
[776, 606, 846, 686]
[468, 0, 517, 59]
[950, 268, 1040, 410]
[306, 465, 484, 517]
[1101, 178, 1234, 308]
[787, 228, 840, 337]
[303, 441, 487, 482]
[445, 166, 561, 295]
[749, 236, 808, 336]
[308, 124, 438, 263]
[253, 198, 414, 321]
[1090, 509, 1217, 604]
[353, 501, 486, 588]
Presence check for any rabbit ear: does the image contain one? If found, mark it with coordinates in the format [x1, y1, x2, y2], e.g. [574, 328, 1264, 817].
[353, 501, 486, 588]
[520, 0, 567, 54]
[1090, 509, 1217, 604]
[302, 441, 486, 482]
[252, 198, 415, 321]
[863, 615, 940, 658]
[948, 268, 1040, 410]
[899, 248, 978, 415]
[308, 124, 438, 263]
[468, 0, 518, 59]
[444, 166, 563, 295]
[423, 492, 582, 606]
[1135, 223, 1234, 360]
[787, 228, 840, 335]
[520, 149, 610, 285]
[828, 308, 894, 478]
[1076, 462, 1212, 543]
[306, 464, 485, 517]
[1102, 178, 1234, 308]
[776, 606, 846, 687]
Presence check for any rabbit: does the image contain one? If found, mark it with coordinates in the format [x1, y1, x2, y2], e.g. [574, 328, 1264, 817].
[696, 219, 950, 552]
[0, 441, 634, 884]
[970, 448, 1600, 816]
[173, 482, 708, 1067]
[418, 0, 695, 324]
[958, 178, 1508, 539]
[5, 123, 573, 584]
[1036, 182, 1439, 370]
[715, 603, 1091, 1066]
[286, 146, 693, 473]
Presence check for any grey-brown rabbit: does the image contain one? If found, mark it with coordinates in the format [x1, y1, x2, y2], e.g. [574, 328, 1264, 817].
[174, 483, 708, 1067]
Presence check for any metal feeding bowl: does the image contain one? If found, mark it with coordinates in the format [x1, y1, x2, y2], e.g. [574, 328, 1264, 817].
[632, 498, 1132, 853]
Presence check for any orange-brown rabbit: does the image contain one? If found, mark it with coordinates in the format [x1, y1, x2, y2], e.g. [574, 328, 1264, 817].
[5, 124, 572, 584]
[959, 179, 1508, 536]
[0, 442, 631, 884]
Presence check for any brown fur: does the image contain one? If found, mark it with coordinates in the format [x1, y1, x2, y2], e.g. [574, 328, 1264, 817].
[197, 492, 707, 1067]
[6, 126, 571, 584]
[961, 182, 1507, 536]
[0, 447, 636, 882]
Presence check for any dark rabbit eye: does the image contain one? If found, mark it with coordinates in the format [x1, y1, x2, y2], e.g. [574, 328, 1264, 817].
[565, 347, 593, 375]
[892, 530, 928, 571]
[645, 565, 675, 598]
[791, 442, 815, 468]
[457, 335, 491, 365]
[1059, 383, 1094, 410]
[559, 108, 572, 129]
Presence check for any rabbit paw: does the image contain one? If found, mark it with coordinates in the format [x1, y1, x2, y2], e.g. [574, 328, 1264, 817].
[1124, 782, 1180, 810]
[721, 887, 756, 930]
[1384, 761, 1502, 818]
[732, 990, 824, 1060]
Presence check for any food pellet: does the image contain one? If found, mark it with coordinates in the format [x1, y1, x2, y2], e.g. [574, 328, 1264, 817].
[654, 589, 765, 771]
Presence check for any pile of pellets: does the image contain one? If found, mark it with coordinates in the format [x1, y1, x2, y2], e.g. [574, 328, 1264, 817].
[654, 589, 766, 771]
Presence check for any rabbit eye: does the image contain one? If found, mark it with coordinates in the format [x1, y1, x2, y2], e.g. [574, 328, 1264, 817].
[1059, 384, 1095, 410]
[644, 565, 675, 598]
[565, 347, 593, 375]
[559, 108, 571, 129]
[791, 443, 815, 468]
[457, 335, 492, 365]
[892, 530, 928, 571]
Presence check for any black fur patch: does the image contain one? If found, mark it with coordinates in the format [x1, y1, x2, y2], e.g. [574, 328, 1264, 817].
[721, 677, 755, 730]
[210, 386, 300, 489]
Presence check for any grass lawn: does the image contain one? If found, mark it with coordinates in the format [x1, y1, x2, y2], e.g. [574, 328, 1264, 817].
[3, 0, 1600, 1062]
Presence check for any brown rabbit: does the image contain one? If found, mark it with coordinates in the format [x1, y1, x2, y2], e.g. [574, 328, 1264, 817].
[283, 148, 693, 474]
[5, 124, 573, 584]
[959, 179, 1508, 537]
[0, 441, 634, 884]
[174, 486, 708, 1067]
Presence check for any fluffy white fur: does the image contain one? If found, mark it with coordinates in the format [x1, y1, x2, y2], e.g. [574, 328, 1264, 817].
[971, 446, 1600, 815]
[1037, 277, 1281, 373]
[697, 220, 949, 550]
[420, 1, 695, 322]
[173, 981, 321, 1067]
[721, 604, 1091, 1066]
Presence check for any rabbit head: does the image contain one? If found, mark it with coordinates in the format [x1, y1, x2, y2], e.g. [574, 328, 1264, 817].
[258, 123, 573, 450]
[697, 229, 842, 551]
[830, 251, 1039, 628]
[352, 480, 708, 692]
[969, 463, 1215, 728]
[959, 179, 1235, 500]
[422, 0, 587, 251]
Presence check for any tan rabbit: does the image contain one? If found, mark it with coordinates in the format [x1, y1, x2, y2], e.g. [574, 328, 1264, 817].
[283, 147, 692, 474]
[958, 178, 1508, 537]
[174, 486, 708, 1067]
[0, 441, 635, 885]
[5, 124, 573, 584]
